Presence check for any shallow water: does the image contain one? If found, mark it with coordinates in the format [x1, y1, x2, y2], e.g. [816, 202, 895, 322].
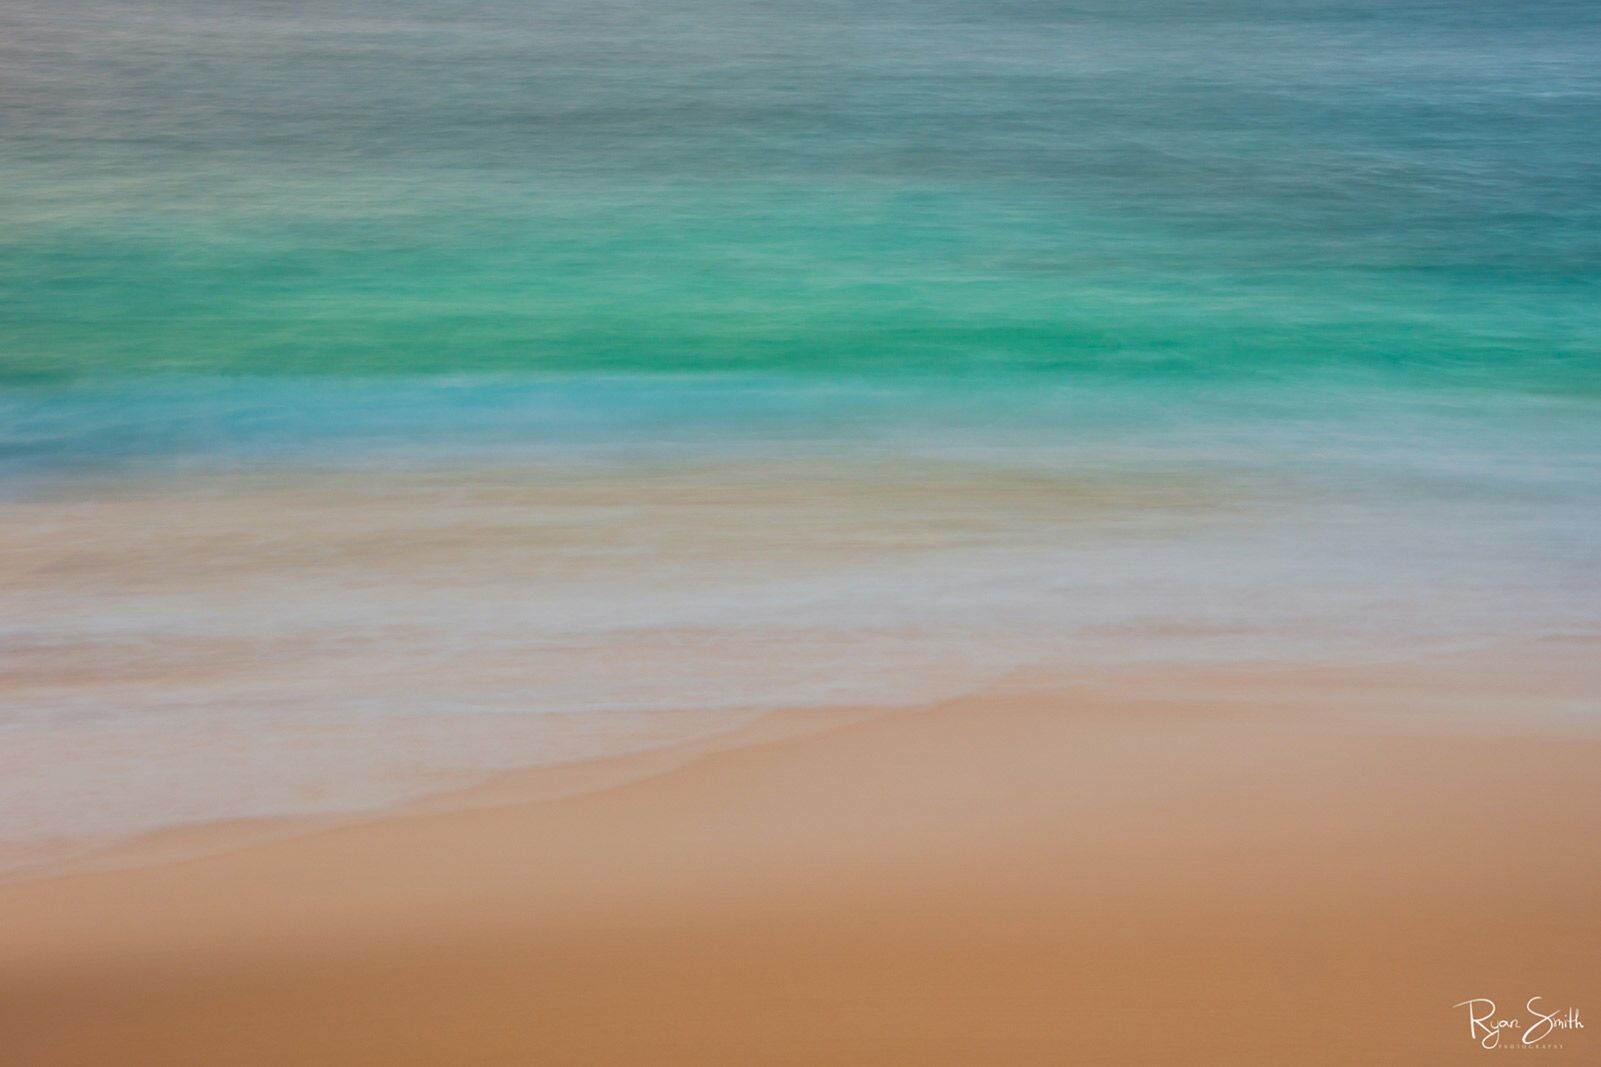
[2, 0, 1599, 867]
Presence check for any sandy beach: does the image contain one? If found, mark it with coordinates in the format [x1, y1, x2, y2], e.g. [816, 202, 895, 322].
[3, 652, 1596, 1065]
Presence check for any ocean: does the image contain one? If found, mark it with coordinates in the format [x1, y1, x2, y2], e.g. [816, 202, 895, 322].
[2, 0, 1598, 868]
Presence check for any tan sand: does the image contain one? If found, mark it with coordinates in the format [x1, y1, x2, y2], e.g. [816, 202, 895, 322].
[2, 659, 1597, 1064]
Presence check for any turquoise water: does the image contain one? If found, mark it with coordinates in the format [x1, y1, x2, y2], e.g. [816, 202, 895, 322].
[2, 0, 1599, 867]
[3, 0, 1598, 389]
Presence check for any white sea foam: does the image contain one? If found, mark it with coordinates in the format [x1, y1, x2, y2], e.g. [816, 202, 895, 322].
[2, 380, 1599, 871]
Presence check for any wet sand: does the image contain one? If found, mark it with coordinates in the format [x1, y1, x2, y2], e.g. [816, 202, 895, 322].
[2, 660, 1597, 1064]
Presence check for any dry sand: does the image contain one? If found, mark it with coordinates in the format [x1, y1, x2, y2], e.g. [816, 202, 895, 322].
[2, 655, 1597, 1064]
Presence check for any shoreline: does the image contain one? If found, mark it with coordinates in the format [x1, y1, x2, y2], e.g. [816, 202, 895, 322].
[3, 698, 895, 887]
[14, 634, 1594, 888]
[3, 651, 1598, 1063]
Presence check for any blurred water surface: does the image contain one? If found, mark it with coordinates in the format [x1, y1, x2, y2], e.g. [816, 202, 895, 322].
[2, 0, 1599, 868]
